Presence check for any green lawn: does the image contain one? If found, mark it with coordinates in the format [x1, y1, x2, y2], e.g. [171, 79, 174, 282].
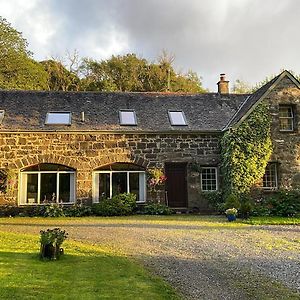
[0, 231, 179, 300]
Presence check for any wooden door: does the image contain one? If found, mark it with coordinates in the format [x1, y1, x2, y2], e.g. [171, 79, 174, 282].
[165, 163, 188, 208]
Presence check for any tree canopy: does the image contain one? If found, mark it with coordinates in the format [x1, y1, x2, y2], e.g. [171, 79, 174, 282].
[80, 53, 206, 93]
[0, 17, 48, 90]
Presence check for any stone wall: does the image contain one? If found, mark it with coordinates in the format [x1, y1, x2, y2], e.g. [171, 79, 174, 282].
[0, 132, 221, 208]
[263, 76, 300, 189]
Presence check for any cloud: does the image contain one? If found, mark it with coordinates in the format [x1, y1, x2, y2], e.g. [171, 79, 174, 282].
[0, 0, 299, 90]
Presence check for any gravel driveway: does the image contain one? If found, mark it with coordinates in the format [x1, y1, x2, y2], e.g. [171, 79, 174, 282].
[0, 216, 299, 299]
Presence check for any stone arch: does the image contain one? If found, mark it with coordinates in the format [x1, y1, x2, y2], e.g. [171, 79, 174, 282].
[90, 154, 150, 170]
[10, 154, 79, 170]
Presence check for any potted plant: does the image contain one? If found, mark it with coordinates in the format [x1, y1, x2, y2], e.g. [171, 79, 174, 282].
[40, 228, 68, 260]
[225, 208, 238, 222]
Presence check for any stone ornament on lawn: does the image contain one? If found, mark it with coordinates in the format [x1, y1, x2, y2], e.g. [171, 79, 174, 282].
[40, 228, 68, 260]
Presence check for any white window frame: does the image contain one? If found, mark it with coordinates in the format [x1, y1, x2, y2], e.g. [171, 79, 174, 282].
[45, 112, 72, 125]
[0, 110, 4, 124]
[119, 109, 137, 126]
[92, 170, 146, 203]
[279, 106, 294, 131]
[168, 110, 188, 126]
[19, 170, 76, 205]
[200, 167, 218, 191]
[262, 163, 278, 190]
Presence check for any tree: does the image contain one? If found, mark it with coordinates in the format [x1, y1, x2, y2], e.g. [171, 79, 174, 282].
[0, 17, 48, 90]
[80, 52, 206, 93]
[40, 59, 80, 91]
[232, 79, 252, 94]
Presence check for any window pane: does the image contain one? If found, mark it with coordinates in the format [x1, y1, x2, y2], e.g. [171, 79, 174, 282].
[279, 106, 293, 131]
[112, 173, 127, 196]
[59, 173, 71, 203]
[46, 112, 71, 125]
[201, 168, 217, 191]
[26, 174, 38, 204]
[119, 111, 137, 125]
[99, 173, 110, 199]
[168, 111, 187, 125]
[263, 163, 278, 189]
[40, 173, 57, 203]
[129, 173, 139, 201]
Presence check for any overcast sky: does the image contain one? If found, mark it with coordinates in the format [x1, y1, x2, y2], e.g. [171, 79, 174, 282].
[0, 0, 299, 91]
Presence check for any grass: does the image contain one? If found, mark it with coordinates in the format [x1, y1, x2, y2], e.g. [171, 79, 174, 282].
[0, 231, 179, 300]
[242, 216, 300, 225]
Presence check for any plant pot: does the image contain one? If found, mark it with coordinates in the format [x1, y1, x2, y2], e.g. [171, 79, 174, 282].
[227, 215, 236, 222]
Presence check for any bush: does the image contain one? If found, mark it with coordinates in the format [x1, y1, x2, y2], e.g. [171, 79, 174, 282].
[92, 193, 137, 216]
[143, 202, 173, 215]
[63, 203, 92, 217]
[44, 204, 65, 217]
[252, 189, 300, 217]
[239, 194, 254, 219]
[0, 205, 46, 217]
[224, 193, 241, 210]
[203, 191, 224, 213]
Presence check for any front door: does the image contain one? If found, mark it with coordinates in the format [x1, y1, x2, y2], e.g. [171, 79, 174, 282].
[165, 163, 188, 208]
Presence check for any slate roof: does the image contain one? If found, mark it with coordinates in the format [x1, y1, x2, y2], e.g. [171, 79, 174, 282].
[0, 90, 248, 132]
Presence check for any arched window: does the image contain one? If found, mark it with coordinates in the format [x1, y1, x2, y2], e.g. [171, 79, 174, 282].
[93, 163, 146, 203]
[20, 163, 75, 205]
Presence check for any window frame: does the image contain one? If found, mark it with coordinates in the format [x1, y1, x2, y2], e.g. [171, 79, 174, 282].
[262, 162, 278, 191]
[279, 105, 294, 132]
[168, 110, 188, 126]
[0, 110, 4, 124]
[200, 167, 218, 192]
[92, 170, 146, 203]
[19, 170, 76, 205]
[45, 111, 72, 125]
[119, 109, 137, 126]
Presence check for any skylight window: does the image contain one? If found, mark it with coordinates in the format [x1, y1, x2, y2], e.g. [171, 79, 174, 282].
[168, 110, 187, 126]
[45, 112, 71, 125]
[0, 110, 4, 124]
[119, 110, 137, 125]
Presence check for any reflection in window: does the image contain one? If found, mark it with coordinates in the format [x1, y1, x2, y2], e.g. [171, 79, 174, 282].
[168, 111, 187, 126]
[20, 164, 75, 205]
[279, 106, 294, 131]
[263, 163, 278, 190]
[201, 167, 218, 191]
[94, 163, 146, 203]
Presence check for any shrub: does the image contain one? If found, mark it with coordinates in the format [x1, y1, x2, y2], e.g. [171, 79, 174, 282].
[143, 202, 173, 215]
[239, 194, 254, 219]
[224, 194, 241, 210]
[252, 189, 300, 217]
[40, 228, 68, 260]
[0, 205, 46, 217]
[63, 203, 92, 217]
[203, 191, 224, 213]
[44, 204, 65, 217]
[92, 193, 137, 216]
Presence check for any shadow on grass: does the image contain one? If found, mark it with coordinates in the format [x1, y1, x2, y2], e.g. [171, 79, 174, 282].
[0, 250, 179, 300]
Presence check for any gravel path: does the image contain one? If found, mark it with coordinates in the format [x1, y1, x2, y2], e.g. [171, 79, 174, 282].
[0, 217, 299, 299]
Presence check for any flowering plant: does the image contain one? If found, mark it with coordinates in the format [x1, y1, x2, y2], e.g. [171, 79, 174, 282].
[148, 168, 167, 191]
[225, 208, 238, 216]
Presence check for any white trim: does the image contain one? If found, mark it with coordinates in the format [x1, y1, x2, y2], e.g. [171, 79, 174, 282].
[200, 167, 218, 191]
[279, 105, 294, 132]
[92, 170, 146, 203]
[19, 170, 76, 205]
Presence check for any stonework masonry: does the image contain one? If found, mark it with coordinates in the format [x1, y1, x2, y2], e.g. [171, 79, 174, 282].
[0, 132, 220, 208]
[263, 76, 300, 189]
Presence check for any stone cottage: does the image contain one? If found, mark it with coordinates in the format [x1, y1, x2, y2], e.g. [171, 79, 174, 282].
[0, 70, 299, 211]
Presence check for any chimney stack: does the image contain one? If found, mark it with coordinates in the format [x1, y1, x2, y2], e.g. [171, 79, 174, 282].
[217, 73, 229, 94]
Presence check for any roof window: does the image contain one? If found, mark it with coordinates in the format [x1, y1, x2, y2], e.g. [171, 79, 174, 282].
[45, 112, 71, 125]
[119, 110, 137, 125]
[168, 110, 187, 126]
[0, 110, 4, 124]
